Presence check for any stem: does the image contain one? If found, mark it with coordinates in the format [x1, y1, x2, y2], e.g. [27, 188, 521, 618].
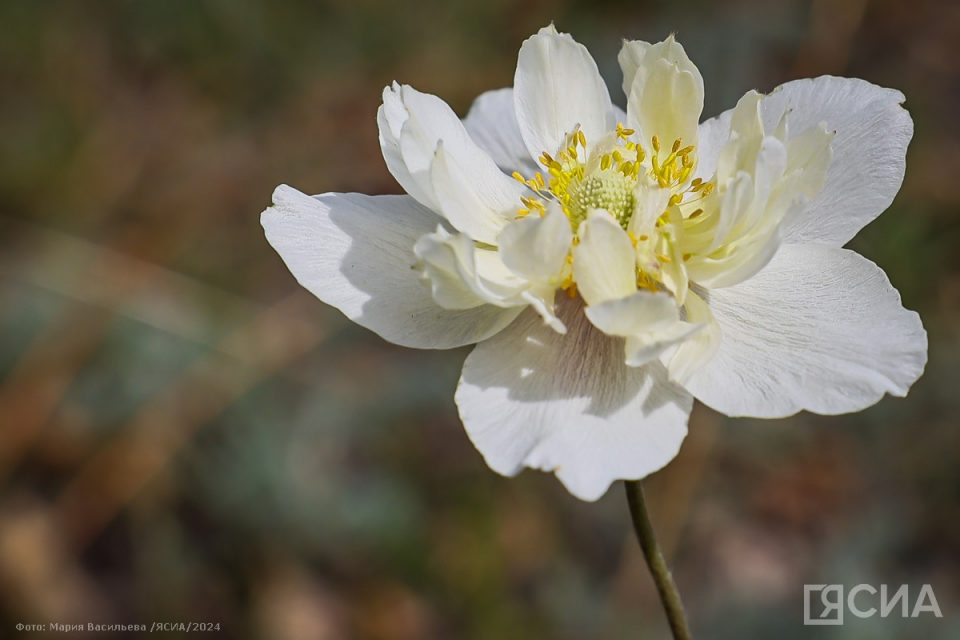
[624, 480, 692, 640]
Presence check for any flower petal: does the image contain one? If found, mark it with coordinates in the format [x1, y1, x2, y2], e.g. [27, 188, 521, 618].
[687, 89, 832, 290]
[430, 141, 524, 245]
[724, 76, 910, 247]
[414, 226, 527, 309]
[683, 244, 927, 417]
[694, 108, 733, 182]
[463, 88, 539, 175]
[620, 36, 704, 150]
[572, 210, 637, 305]
[414, 226, 566, 333]
[624, 322, 703, 368]
[584, 290, 677, 336]
[514, 25, 614, 161]
[585, 290, 702, 367]
[661, 288, 720, 383]
[379, 83, 524, 243]
[497, 203, 572, 283]
[262, 185, 521, 349]
[455, 300, 693, 501]
[378, 83, 435, 208]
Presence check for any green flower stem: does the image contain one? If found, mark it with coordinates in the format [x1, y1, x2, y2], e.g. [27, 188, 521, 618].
[625, 480, 693, 640]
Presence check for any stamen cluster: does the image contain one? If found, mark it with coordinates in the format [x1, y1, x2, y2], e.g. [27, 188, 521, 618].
[512, 124, 713, 230]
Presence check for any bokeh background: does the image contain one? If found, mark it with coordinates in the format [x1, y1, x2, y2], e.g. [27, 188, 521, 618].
[1, 0, 958, 638]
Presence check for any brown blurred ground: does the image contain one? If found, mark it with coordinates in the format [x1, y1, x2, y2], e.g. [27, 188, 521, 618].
[0, 1, 958, 638]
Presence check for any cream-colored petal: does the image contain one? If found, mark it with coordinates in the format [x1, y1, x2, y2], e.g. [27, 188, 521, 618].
[572, 210, 637, 305]
[514, 25, 614, 161]
[414, 227, 528, 310]
[761, 76, 912, 246]
[621, 36, 704, 150]
[415, 226, 567, 333]
[497, 203, 572, 283]
[627, 180, 671, 236]
[584, 290, 701, 366]
[716, 90, 764, 186]
[688, 86, 831, 290]
[584, 290, 678, 336]
[698, 77, 910, 247]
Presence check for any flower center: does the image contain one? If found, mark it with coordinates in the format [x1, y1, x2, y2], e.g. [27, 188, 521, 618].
[511, 124, 716, 297]
[568, 172, 636, 227]
[512, 124, 711, 231]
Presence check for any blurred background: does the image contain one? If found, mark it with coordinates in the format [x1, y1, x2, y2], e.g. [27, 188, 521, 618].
[0, 0, 957, 638]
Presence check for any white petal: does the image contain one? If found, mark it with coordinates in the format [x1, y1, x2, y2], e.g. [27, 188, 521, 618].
[584, 290, 677, 336]
[415, 225, 568, 334]
[585, 290, 701, 367]
[624, 322, 703, 368]
[572, 211, 637, 305]
[685, 222, 782, 290]
[430, 141, 524, 245]
[715, 90, 764, 186]
[683, 245, 927, 417]
[688, 90, 821, 290]
[380, 83, 523, 242]
[627, 181, 671, 235]
[497, 203, 572, 283]
[455, 300, 693, 501]
[662, 288, 720, 383]
[262, 186, 521, 349]
[378, 83, 435, 208]
[463, 88, 539, 175]
[763, 77, 911, 246]
[514, 25, 614, 160]
[694, 107, 733, 181]
[413, 226, 528, 309]
[620, 36, 704, 149]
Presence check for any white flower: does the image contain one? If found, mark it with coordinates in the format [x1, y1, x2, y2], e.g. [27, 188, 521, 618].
[262, 26, 927, 501]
